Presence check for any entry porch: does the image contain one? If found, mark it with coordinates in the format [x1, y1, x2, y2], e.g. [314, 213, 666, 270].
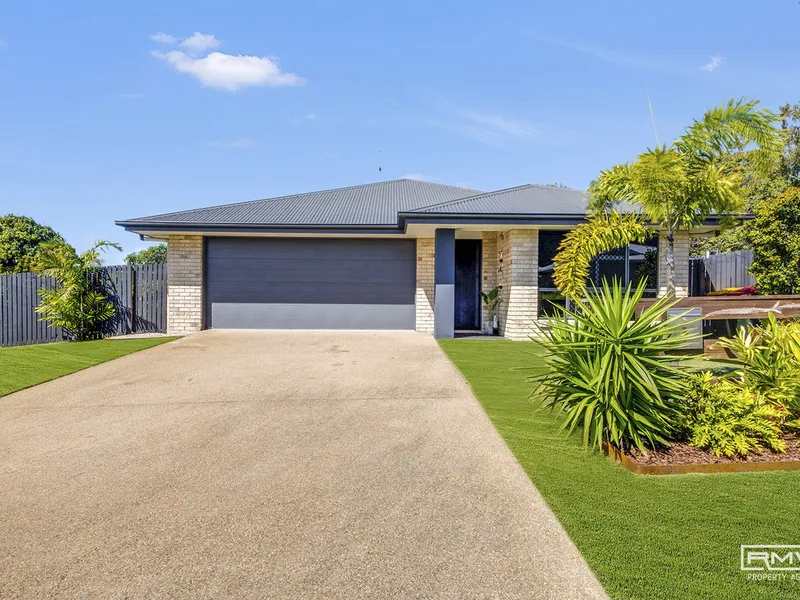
[415, 228, 689, 340]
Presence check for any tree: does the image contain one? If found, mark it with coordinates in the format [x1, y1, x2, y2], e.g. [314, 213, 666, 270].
[35, 240, 122, 341]
[691, 101, 800, 256]
[590, 99, 782, 295]
[125, 244, 167, 265]
[0, 214, 65, 274]
[748, 187, 800, 294]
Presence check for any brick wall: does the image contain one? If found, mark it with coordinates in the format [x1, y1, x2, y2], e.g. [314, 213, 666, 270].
[167, 235, 203, 335]
[415, 238, 435, 333]
[496, 231, 512, 335]
[658, 231, 690, 298]
[481, 232, 498, 331]
[502, 229, 539, 340]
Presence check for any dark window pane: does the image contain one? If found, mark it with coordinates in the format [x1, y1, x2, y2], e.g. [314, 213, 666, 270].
[590, 247, 625, 288]
[629, 237, 658, 289]
[538, 231, 568, 289]
[539, 291, 567, 317]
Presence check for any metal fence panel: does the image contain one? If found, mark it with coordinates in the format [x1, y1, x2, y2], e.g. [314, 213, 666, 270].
[133, 264, 167, 333]
[0, 265, 168, 347]
[689, 250, 755, 296]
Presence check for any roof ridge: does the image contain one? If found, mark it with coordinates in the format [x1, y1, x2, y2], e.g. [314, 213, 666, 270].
[398, 178, 482, 194]
[525, 182, 585, 193]
[122, 179, 480, 223]
[407, 183, 534, 213]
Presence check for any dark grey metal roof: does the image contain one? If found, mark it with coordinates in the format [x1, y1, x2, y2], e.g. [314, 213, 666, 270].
[406, 184, 589, 215]
[117, 179, 482, 228]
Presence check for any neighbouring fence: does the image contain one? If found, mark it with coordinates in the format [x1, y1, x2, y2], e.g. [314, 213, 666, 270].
[0, 264, 167, 347]
[689, 249, 755, 297]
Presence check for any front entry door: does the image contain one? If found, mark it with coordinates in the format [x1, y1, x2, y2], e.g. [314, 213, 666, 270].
[454, 240, 481, 330]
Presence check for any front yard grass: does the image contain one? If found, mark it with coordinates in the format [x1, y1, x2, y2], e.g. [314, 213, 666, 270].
[0, 337, 178, 396]
[440, 339, 800, 600]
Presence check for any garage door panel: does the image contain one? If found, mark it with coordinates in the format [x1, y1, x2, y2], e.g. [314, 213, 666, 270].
[206, 257, 415, 284]
[208, 282, 414, 305]
[205, 238, 416, 329]
[211, 303, 415, 330]
[207, 237, 414, 260]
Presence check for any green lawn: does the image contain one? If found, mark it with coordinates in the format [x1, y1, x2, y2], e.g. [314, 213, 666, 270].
[0, 337, 178, 396]
[440, 339, 799, 600]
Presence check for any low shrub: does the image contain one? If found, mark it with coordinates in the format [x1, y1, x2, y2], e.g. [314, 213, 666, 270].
[533, 280, 700, 453]
[679, 372, 787, 457]
[715, 314, 800, 423]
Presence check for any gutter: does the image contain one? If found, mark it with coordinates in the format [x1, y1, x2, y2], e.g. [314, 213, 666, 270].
[116, 211, 750, 237]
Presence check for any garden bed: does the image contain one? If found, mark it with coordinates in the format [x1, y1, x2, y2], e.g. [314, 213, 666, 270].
[606, 438, 800, 475]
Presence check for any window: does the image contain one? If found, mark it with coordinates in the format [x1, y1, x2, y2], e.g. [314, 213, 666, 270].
[537, 231, 658, 318]
[538, 231, 568, 317]
[589, 237, 658, 294]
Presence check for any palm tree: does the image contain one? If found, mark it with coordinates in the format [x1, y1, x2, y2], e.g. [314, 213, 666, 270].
[35, 240, 122, 341]
[590, 98, 782, 295]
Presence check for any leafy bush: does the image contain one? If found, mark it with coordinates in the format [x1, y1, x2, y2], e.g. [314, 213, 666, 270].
[0, 214, 65, 273]
[35, 241, 121, 341]
[680, 372, 787, 457]
[715, 314, 800, 414]
[748, 187, 800, 294]
[125, 243, 167, 265]
[533, 280, 701, 453]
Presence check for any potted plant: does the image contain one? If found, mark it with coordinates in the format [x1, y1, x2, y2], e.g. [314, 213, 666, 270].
[480, 286, 502, 335]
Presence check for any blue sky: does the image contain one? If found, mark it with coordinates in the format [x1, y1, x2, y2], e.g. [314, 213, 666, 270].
[1, 1, 797, 263]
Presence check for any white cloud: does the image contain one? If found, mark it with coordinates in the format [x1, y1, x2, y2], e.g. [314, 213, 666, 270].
[304, 112, 317, 120]
[432, 96, 542, 147]
[403, 173, 438, 182]
[701, 55, 724, 72]
[525, 32, 674, 72]
[459, 109, 540, 143]
[209, 138, 258, 148]
[180, 32, 220, 53]
[151, 32, 177, 44]
[153, 49, 304, 92]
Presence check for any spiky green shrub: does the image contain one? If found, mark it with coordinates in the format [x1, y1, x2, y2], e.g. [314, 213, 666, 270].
[533, 280, 701, 453]
[679, 372, 787, 457]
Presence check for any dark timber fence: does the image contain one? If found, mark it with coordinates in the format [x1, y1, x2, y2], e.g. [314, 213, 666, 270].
[0, 264, 167, 347]
[689, 249, 755, 297]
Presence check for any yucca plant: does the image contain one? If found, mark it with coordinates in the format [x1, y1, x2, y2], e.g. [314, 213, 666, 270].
[532, 280, 701, 453]
[35, 240, 121, 341]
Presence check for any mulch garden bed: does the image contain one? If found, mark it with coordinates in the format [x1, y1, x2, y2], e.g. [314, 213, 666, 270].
[605, 437, 800, 475]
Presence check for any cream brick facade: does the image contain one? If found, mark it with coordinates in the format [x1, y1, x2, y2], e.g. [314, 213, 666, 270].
[658, 231, 690, 298]
[480, 232, 498, 331]
[415, 238, 435, 333]
[162, 228, 687, 339]
[498, 229, 539, 340]
[167, 235, 204, 335]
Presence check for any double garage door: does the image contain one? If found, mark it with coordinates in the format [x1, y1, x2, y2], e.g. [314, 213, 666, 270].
[205, 238, 416, 330]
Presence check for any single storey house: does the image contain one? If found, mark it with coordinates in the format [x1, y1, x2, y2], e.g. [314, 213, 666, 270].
[116, 178, 716, 340]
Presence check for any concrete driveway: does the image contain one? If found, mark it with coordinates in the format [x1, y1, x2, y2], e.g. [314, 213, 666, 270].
[0, 331, 606, 599]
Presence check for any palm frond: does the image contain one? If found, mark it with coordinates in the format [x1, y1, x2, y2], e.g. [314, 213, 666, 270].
[552, 211, 651, 300]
